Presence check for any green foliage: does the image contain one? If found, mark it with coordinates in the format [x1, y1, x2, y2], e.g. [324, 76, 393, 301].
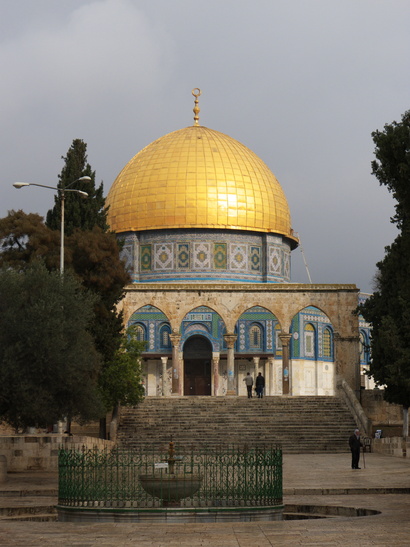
[360, 111, 410, 408]
[67, 227, 130, 364]
[0, 262, 105, 431]
[44, 139, 130, 367]
[99, 326, 146, 409]
[46, 139, 108, 234]
[0, 215, 130, 350]
[1, 139, 131, 435]
[0, 209, 129, 399]
[0, 210, 60, 270]
[371, 111, 410, 229]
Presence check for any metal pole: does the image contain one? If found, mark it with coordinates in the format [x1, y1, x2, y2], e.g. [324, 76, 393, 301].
[58, 191, 65, 435]
[60, 192, 65, 274]
[13, 178, 89, 276]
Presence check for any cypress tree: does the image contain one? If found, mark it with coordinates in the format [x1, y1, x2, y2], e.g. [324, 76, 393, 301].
[46, 139, 108, 234]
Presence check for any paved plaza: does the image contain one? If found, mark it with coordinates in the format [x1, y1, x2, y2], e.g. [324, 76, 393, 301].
[0, 451, 409, 545]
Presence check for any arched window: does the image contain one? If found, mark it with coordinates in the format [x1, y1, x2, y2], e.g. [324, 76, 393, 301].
[304, 323, 316, 358]
[249, 324, 263, 349]
[134, 323, 145, 342]
[159, 325, 171, 350]
[323, 327, 332, 359]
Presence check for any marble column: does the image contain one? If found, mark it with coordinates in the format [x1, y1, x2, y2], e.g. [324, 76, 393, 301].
[279, 334, 292, 395]
[212, 353, 220, 396]
[160, 356, 169, 397]
[267, 355, 275, 396]
[224, 334, 237, 396]
[169, 333, 181, 396]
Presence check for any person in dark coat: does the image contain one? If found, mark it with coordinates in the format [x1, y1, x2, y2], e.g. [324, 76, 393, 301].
[349, 429, 363, 469]
[255, 372, 265, 398]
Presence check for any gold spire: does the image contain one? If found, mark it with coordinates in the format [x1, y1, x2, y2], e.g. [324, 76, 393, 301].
[192, 88, 201, 125]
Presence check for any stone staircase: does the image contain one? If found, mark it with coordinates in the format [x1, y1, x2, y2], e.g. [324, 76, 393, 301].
[117, 396, 358, 453]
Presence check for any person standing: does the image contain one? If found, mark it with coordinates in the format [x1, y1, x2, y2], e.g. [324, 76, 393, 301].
[243, 372, 254, 398]
[255, 372, 265, 398]
[349, 429, 363, 469]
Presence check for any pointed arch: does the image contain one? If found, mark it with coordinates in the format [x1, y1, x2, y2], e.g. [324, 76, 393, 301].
[128, 305, 171, 353]
[290, 305, 334, 360]
[236, 306, 279, 353]
[183, 335, 212, 396]
[180, 305, 226, 352]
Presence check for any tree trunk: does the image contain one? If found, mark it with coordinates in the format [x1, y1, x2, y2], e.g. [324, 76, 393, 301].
[99, 416, 107, 439]
[109, 404, 120, 442]
[111, 404, 119, 423]
[403, 405, 409, 438]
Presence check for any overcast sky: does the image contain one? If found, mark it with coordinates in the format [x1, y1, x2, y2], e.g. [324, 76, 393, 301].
[1, 0, 408, 293]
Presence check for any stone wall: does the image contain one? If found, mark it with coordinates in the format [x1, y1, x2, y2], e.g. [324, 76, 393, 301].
[0, 435, 114, 472]
[360, 389, 403, 436]
[372, 437, 410, 458]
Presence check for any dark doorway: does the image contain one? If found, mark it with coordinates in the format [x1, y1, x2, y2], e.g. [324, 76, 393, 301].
[183, 335, 212, 396]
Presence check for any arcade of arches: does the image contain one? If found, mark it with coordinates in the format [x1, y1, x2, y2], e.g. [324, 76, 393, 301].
[120, 284, 361, 398]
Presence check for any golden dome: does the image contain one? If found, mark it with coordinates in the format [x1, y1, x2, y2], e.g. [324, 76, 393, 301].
[107, 122, 296, 244]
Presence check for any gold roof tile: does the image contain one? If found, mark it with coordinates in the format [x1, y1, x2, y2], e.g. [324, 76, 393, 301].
[106, 124, 297, 243]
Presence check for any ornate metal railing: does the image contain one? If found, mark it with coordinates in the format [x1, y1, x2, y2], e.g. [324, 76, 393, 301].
[58, 443, 282, 509]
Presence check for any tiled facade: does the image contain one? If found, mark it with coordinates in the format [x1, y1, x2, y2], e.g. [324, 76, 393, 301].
[129, 304, 340, 360]
[119, 229, 292, 283]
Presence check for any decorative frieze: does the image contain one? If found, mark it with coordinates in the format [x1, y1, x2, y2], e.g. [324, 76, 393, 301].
[119, 229, 292, 283]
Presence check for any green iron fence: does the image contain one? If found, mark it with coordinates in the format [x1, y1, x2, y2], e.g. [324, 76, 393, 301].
[58, 443, 282, 509]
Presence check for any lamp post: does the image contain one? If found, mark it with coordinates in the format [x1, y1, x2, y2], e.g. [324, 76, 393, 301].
[13, 176, 91, 273]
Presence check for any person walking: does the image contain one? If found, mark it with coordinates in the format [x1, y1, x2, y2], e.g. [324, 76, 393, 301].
[349, 429, 363, 469]
[255, 372, 265, 398]
[243, 372, 254, 398]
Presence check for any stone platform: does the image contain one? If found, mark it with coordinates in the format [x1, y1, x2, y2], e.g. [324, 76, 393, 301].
[0, 452, 410, 545]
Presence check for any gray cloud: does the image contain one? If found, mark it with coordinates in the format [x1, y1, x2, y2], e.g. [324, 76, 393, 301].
[1, 0, 407, 292]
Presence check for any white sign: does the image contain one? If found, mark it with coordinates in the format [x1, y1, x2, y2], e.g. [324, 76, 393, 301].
[154, 463, 168, 469]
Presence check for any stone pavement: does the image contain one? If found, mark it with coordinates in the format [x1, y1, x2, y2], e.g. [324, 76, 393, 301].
[0, 452, 410, 546]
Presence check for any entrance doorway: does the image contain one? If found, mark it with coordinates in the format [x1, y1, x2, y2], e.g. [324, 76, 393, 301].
[183, 335, 212, 395]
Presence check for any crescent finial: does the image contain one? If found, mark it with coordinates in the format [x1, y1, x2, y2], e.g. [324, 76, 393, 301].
[192, 88, 201, 125]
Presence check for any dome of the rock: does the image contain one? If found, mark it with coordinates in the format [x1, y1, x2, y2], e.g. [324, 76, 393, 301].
[106, 90, 298, 284]
[106, 125, 297, 247]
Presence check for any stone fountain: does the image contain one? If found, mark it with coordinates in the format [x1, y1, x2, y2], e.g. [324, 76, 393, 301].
[139, 439, 202, 507]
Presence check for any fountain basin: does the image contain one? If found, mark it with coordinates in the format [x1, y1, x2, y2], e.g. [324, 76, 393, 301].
[139, 474, 202, 505]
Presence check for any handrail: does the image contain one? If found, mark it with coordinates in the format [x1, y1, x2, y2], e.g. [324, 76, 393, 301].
[337, 379, 372, 436]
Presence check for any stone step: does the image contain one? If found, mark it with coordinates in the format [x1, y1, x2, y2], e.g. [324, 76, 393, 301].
[0, 514, 58, 522]
[117, 396, 358, 454]
[0, 505, 57, 517]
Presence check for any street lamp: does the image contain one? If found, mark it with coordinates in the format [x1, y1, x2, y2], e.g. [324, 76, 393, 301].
[13, 176, 91, 274]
